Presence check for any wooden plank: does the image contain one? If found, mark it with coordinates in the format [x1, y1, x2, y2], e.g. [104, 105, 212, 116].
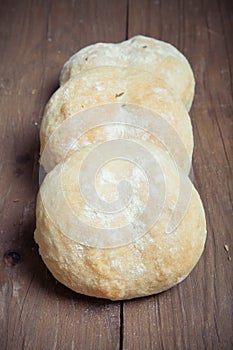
[0, 0, 127, 349]
[123, 0, 233, 349]
[0, 0, 232, 349]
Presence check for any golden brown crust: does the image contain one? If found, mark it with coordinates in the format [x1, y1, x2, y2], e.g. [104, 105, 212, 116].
[40, 67, 193, 173]
[59, 35, 195, 110]
[35, 37, 205, 301]
[35, 142, 206, 300]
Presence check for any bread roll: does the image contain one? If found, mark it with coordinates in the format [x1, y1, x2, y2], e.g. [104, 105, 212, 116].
[40, 67, 193, 173]
[35, 140, 206, 300]
[60, 35, 195, 110]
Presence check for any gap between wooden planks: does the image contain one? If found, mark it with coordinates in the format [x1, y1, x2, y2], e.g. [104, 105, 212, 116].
[0, 0, 232, 349]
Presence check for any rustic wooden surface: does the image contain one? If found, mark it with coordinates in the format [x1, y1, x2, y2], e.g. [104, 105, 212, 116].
[0, 0, 232, 349]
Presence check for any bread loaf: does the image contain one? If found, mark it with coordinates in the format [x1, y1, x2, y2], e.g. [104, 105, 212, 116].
[60, 35, 195, 110]
[40, 67, 193, 173]
[35, 140, 206, 300]
[35, 36, 206, 301]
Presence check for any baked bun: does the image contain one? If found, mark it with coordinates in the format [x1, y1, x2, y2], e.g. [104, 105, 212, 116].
[40, 67, 193, 173]
[35, 140, 206, 301]
[60, 35, 195, 110]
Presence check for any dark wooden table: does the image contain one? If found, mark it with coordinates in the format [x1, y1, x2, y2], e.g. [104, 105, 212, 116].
[0, 0, 232, 349]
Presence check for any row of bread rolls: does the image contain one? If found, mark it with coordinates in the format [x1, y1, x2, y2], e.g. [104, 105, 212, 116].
[35, 35, 206, 300]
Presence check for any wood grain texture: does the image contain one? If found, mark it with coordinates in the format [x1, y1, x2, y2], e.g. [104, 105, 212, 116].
[124, 1, 233, 349]
[0, 0, 232, 349]
[0, 0, 127, 349]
